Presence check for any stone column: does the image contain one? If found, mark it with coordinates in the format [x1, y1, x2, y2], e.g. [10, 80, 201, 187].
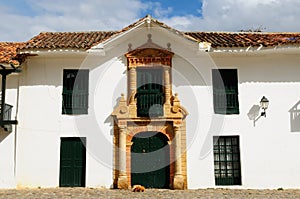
[173, 125, 184, 189]
[164, 66, 171, 105]
[117, 126, 128, 189]
[128, 67, 137, 104]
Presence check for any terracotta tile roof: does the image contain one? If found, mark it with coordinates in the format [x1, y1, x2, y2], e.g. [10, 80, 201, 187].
[21, 31, 300, 51]
[0, 42, 25, 65]
[18, 15, 300, 51]
[2, 17, 300, 66]
[22, 31, 117, 50]
[20, 16, 197, 50]
[185, 32, 300, 48]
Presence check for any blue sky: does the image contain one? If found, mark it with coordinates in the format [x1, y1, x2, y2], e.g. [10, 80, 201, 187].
[1, 0, 28, 16]
[0, 0, 300, 42]
[140, 0, 203, 17]
[1, 0, 203, 18]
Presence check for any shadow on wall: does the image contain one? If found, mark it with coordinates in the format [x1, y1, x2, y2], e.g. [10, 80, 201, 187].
[0, 131, 11, 143]
[247, 105, 261, 127]
[104, 96, 122, 136]
[289, 100, 300, 132]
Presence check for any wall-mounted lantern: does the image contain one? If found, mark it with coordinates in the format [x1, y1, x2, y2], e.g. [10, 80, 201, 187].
[260, 96, 269, 117]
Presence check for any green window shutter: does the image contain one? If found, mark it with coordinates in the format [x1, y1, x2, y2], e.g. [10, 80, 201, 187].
[136, 69, 164, 117]
[62, 69, 89, 115]
[212, 69, 239, 114]
[213, 136, 242, 186]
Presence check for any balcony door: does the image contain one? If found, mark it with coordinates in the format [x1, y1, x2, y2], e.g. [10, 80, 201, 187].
[136, 68, 164, 117]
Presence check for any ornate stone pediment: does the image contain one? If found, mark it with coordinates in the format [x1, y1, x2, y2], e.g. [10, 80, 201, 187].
[125, 34, 174, 68]
[126, 48, 173, 68]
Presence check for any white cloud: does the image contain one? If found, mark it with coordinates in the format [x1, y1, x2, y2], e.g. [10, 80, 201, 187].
[161, 0, 300, 32]
[145, 2, 173, 18]
[0, 0, 146, 41]
[0, 0, 300, 42]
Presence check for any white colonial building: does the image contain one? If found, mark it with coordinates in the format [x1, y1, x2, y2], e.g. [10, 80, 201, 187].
[0, 15, 300, 189]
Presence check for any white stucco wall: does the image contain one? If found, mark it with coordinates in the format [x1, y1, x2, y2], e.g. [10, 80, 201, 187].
[0, 131, 16, 188]
[0, 74, 20, 188]
[1, 25, 300, 189]
[180, 51, 300, 189]
[14, 54, 126, 188]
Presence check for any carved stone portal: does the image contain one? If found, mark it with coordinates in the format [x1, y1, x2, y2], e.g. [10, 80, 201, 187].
[112, 38, 188, 190]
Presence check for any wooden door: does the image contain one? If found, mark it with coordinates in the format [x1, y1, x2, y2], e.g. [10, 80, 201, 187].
[131, 132, 170, 188]
[59, 137, 86, 187]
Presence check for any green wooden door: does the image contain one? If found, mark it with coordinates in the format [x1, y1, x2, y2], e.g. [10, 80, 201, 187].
[59, 137, 86, 187]
[131, 132, 170, 188]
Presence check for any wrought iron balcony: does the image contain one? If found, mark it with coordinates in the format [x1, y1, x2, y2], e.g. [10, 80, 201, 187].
[0, 103, 17, 131]
[213, 91, 239, 114]
[62, 91, 89, 114]
[1, 103, 13, 121]
[136, 92, 164, 117]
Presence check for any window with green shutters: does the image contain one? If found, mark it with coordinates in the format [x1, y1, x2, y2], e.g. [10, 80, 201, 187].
[62, 69, 89, 115]
[212, 69, 239, 114]
[136, 68, 164, 117]
[213, 136, 242, 186]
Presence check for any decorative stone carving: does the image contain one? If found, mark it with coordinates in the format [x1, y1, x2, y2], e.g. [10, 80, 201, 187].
[170, 94, 188, 118]
[112, 94, 129, 118]
[171, 105, 180, 113]
[126, 49, 173, 68]
[129, 90, 136, 105]
[119, 106, 128, 114]
[112, 38, 188, 190]
[125, 35, 174, 68]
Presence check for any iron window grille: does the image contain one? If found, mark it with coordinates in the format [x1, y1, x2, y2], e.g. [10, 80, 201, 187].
[213, 136, 242, 186]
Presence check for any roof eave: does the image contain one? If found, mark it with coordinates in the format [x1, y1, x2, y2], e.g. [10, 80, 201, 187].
[19, 48, 88, 57]
[208, 44, 300, 54]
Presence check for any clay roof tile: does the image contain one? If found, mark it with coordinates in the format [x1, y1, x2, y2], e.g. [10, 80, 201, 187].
[0, 42, 25, 65]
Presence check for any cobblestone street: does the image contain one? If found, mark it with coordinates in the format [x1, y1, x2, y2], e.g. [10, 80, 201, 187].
[0, 188, 300, 199]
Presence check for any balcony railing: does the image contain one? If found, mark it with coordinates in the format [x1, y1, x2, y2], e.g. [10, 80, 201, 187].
[213, 91, 239, 114]
[0, 103, 13, 120]
[62, 91, 88, 114]
[2, 103, 13, 121]
[136, 92, 164, 117]
[0, 103, 16, 131]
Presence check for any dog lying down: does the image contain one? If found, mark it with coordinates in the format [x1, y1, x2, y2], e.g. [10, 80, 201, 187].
[132, 185, 146, 192]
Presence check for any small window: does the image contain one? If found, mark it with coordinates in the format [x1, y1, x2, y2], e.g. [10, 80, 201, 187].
[62, 69, 89, 114]
[213, 136, 242, 186]
[212, 69, 239, 114]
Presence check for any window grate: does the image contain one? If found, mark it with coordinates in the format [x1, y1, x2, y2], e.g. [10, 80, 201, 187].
[213, 136, 242, 185]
